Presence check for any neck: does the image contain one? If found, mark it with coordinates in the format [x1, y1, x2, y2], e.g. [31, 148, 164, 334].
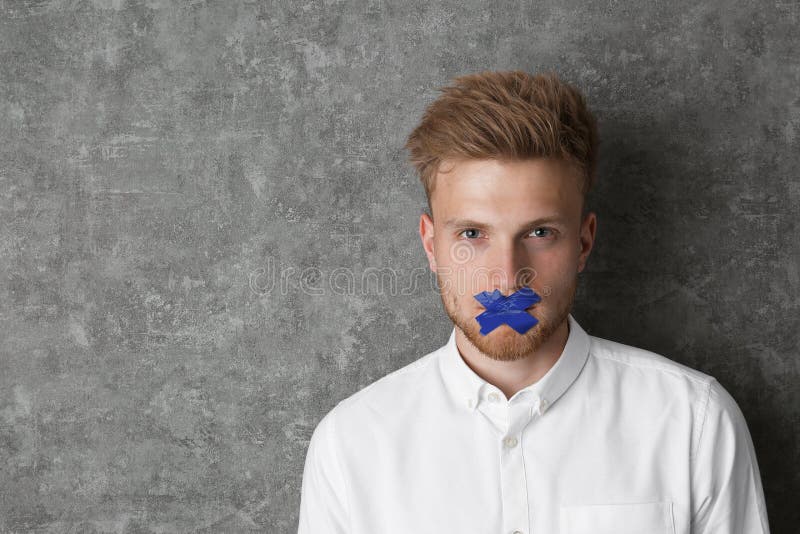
[455, 317, 570, 400]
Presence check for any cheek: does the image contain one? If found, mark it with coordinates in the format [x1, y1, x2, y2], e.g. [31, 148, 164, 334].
[432, 236, 452, 267]
[438, 265, 484, 304]
[529, 249, 579, 283]
[435, 242, 478, 282]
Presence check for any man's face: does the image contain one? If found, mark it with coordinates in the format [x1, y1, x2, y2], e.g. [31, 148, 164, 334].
[419, 157, 596, 361]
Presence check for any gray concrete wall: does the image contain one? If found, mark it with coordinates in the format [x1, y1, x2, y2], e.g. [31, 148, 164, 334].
[1, 0, 797, 531]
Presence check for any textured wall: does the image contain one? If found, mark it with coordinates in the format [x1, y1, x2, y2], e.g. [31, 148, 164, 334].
[1, 0, 797, 532]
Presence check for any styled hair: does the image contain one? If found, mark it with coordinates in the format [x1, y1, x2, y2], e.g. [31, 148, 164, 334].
[404, 70, 598, 211]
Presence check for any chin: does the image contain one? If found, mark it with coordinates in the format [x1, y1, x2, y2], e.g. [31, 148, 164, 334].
[461, 318, 548, 362]
[474, 338, 541, 362]
[454, 298, 572, 360]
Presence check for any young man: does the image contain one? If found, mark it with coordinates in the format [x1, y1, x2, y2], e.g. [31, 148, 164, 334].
[298, 71, 770, 534]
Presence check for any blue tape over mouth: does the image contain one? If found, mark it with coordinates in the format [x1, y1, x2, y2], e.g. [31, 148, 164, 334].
[473, 287, 542, 335]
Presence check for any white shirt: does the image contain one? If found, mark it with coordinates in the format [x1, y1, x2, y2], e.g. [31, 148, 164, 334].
[298, 314, 770, 534]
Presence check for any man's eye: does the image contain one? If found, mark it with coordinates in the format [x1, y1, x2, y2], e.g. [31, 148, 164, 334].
[529, 227, 552, 238]
[459, 229, 482, 239]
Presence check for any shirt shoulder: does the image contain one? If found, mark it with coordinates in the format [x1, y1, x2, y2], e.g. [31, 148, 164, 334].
[588, 334, 714, 388]
[586, 335, 724, 460]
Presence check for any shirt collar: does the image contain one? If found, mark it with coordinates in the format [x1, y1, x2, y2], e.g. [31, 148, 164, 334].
[438, 313, 590, 413]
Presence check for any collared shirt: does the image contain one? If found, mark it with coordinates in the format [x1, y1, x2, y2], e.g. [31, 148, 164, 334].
[298, 314, 770, 534]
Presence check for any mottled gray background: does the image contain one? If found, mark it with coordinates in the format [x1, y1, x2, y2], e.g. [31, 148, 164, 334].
[1, 0, 797, 532]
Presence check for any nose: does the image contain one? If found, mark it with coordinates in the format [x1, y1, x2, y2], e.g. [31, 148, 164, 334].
[487, 239, 531, 293]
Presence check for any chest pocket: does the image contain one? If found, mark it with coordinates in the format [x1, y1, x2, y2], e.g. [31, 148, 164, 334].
[560, 501, 675, 534]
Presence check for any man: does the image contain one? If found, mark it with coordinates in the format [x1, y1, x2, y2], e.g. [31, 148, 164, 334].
[298, 71, 770, 533]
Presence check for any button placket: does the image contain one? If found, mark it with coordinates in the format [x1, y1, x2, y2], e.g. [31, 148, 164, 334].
[499, 400, 534, 534]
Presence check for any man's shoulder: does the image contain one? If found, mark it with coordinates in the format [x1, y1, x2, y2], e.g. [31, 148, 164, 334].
[588, 333, 715, 387]
[584, 334, 730, 442]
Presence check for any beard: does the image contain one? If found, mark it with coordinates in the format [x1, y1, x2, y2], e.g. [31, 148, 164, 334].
[437, 273, 577, 362]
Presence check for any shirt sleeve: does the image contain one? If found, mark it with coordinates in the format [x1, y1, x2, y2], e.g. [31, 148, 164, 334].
[690, 378, 770, 534]
[297, 407, 350, 534]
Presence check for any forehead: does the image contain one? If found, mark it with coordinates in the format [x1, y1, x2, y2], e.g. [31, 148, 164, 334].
[430, 158, 583, 222]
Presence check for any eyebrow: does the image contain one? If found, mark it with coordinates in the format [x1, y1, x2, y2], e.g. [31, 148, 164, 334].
[442, 216, 566, 230]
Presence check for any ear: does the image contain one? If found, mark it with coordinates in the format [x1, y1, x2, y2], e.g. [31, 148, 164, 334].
[419, 212, 437, 272]
[577, 211, 597, 273]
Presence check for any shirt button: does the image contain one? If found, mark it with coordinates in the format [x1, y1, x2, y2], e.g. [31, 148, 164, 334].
[512, 531, 524, 534]
[539, 398, 549, 413]
[503, 436, 518, 448]
[488, 392, 501, 402]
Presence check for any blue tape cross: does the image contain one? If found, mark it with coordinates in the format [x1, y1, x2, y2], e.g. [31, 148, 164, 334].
[473, 287, 542, 335]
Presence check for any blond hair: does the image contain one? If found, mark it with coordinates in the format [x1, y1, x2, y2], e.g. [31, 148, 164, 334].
[405, 70, 598, 208]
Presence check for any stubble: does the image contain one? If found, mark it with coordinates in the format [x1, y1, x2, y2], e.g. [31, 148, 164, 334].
[437, 272, 577, 361]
